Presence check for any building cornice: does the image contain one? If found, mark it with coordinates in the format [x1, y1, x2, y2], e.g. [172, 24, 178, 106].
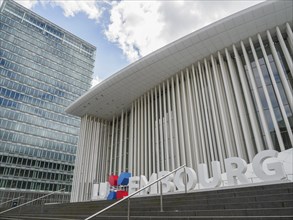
[65, 0, 292, 120]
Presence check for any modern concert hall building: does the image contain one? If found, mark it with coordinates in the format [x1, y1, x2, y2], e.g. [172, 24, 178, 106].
[66, 0, 293, 202]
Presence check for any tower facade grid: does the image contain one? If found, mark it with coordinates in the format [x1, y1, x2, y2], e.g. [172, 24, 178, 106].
[0, 0, 96, 204]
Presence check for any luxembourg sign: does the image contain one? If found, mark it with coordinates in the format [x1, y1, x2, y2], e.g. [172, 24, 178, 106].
[92, 150, 287, 200]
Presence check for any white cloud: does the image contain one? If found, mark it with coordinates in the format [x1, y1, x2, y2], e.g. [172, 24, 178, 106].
[105, 1, 165, 62]
[15, 0, 104, 22]
[47, 0, 103, 22]
[105, 1, 264, 62]
[14, 0, 38, 9]
[91, 75, 101, 88]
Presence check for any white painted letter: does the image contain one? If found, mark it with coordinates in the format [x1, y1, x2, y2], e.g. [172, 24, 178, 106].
[174, 167, 197, 191]
[91, 183, 99, 200]
[225, 157, 249, 185]
[139, 173, 158, 195]
[128, 176, 140, 194]
[91, 182, 110, 200]
[148, 173, 159, 195]
[198, 161, 222, 188]
[252, 150, 286, 181]
[139, 175, 149, 195]
[158, 171, 175, 193]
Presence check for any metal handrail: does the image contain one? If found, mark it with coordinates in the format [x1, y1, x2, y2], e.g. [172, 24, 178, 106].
[0, 196, 23, 207]
[85, 164, 187, 220]
[0, 188, 65, 215]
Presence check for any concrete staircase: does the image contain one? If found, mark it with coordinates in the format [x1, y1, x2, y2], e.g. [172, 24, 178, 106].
[1, 182, 293, 220]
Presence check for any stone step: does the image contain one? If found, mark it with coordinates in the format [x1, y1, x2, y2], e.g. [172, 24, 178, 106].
[4, 215, 293, 220]
[3, 182, 293, 219]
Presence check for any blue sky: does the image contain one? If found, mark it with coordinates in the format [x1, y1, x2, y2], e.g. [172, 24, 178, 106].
[12, 0, 263, 86]
[30, 2, 129, 84]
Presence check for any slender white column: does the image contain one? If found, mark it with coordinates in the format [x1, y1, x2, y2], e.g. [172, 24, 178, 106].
[101, 121, 109, 182]
[158, 84, 165, 170]
[143, 94, 148, 176]
[137, 98, 141, 175]
[167, 79, 175, 170]
[233, 45, 264, 152]
[147, 92, 152, 176]
[175, 74, 186, 165]
[211, 55, 233, 157]
[97, 120, 103, 185]
[267, 30, 293, 110]
[225, 48, 255, 161]
[204, 59, 218, 161]
[198, 62, 213, 163]
[151, 89, 156, 173]
[92, 119, 100, 183]
[133, 101, 138, 175]
[155, 87, 161, 173]
[76, 116, 87, 201]
[97, 121, 103, 182]
[171, 77, 180, 167]
[82, 116, 93, 200]
[241, 41, 274, 150]
[81, 116, 91, 200]
[105, 122, 111, 180]
[86, 117, 95, 200]
[218, 52, 245, 159]
[258, 33, 293, 148]
[71, 116, 87, 202]
[190, 66, 202, 163]
[186, 68, 199, 166]
[123, 112, 128, 171]
[205, 60, 225, 168]
[118, 111, 124, 174]
[128, 104, 134, 174]
[109, 117, 115, 174]
[276, 26, 293, 77]
[249, 37, 285, 151]
[140, 97, 144, 175]
[180, 71, 193, 167]
[162, 82, 170, 171]
[197, 65, 208, 161]
[191, 65, 206, 163]
[114, 115, 119, 174]
[219, 60, 237, 156]
[286, 23, 293, 55]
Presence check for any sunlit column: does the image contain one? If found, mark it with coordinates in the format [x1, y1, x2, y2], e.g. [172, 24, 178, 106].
[225, 49, 254, 161]
[211, 55, 233, 157]
[276, 26, 293, 77]
[241, 41, 274, 150]
[175, 74, 186, 165]
[233, 45, 264, 152]
[267, 30, 293, 110]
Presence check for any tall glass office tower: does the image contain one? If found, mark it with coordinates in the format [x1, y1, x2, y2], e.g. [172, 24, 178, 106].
[0, 0, 96, 204]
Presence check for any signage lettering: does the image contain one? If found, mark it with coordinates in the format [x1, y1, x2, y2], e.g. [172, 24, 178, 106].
[92, 150, 287, 200]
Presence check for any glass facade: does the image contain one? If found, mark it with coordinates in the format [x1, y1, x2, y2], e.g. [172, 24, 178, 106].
[243, 39, 293, 151]
[0, 0, 95, 204]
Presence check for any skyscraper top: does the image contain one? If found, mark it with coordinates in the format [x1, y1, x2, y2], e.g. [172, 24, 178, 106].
[1, 0, 96, 59]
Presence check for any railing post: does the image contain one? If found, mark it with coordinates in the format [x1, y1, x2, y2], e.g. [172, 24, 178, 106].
[160, 181, 163, 212]
[184, 167, 187, 194]
[127, 198, 130, 220]
[18, 197, 22, 216]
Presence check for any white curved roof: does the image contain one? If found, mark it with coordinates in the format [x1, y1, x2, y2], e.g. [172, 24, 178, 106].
[66, 0, 292, 120]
